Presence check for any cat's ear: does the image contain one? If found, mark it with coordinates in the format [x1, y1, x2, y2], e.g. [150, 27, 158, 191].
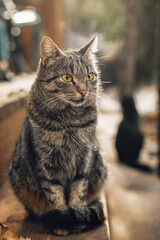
[79, 36, 98, 57]
[40, 36, 63, 63]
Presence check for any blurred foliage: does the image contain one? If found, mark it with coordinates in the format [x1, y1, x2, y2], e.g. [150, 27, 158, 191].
[65, 0, 157, 84]
[136, 0, 157, 84]
[65, 0, 125, 41]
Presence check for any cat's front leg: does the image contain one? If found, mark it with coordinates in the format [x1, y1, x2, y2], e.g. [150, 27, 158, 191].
[68, 178, 88, 206]
[41, 181, 66, 210]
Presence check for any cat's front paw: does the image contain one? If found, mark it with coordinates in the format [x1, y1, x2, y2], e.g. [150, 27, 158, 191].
[53, 229, 70, 236]
[69, 198, 86, 207]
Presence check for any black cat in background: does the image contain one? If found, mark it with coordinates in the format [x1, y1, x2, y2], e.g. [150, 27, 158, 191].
[115, 96, 153, 172]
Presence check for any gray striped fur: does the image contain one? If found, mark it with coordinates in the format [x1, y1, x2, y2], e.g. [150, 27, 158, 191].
[8, 36, 107, 235]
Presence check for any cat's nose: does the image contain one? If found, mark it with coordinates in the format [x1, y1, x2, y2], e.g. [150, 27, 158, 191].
[79, 90, 88, 96]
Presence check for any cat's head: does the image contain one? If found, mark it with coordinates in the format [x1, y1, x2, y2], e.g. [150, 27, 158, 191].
[36, 36, 100, 107]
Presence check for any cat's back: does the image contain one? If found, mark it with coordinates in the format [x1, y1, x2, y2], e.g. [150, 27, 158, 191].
[9, 116, 36, 175]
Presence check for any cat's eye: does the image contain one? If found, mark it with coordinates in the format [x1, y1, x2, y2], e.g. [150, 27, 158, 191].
[61, 74, 72, 82]
[86, 73, 94, 81]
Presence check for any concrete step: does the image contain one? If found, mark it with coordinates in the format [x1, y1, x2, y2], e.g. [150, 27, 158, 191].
[108, 164, 160, 240]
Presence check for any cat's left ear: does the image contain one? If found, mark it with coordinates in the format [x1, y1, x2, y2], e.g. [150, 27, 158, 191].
[78, 36, 98, 57]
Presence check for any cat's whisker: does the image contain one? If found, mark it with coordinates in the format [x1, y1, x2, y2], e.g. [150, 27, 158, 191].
[97, 55, 108, 60]
[101, 80, 112, 83]
[38, 97, 56, 108]
[44, 95, 67, 113]
[98, 63, 107, 67]
[40, 94, 66, 106]
[41, 95, 65, 107]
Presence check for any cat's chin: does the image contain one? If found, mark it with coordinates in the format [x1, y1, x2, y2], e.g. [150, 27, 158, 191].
[69, 102, 86, 107]
[68, 98, 86, 106]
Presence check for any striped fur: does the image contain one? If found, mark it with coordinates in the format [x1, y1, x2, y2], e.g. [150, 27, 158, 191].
[8, 36, 107, 235]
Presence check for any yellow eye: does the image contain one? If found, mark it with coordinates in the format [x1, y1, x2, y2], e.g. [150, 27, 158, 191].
[61, 74, 72, 82]
[86, 73, 94, 81]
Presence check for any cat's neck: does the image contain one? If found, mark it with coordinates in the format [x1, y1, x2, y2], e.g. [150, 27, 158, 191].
[27, 94, 97, 132]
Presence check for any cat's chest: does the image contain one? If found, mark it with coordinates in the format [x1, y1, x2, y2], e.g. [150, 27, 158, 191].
[39, 127, 93, 148]
[36, 129, 93, 179]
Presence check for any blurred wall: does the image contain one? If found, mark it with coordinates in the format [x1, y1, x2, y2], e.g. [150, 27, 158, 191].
[21, 0, 65, 70]
[40, 0, 65, 48]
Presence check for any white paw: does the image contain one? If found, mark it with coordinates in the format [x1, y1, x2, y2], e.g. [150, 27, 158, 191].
[53, 229, 70, 236]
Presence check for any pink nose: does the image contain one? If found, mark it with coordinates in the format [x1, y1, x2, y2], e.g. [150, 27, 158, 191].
[79, 90, 88, 96]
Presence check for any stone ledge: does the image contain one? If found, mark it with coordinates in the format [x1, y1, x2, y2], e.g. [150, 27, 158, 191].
[0, 74, 34, 183]
[0, 74, 34, 108]
[0, 98, 26, 123]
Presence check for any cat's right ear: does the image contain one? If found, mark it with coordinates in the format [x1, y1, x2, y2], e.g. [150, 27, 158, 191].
[78, 36, 98, 57]
[40, 36, 63, 64]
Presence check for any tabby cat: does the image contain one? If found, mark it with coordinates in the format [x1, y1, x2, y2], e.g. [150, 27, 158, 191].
[8, 36, 107, 235]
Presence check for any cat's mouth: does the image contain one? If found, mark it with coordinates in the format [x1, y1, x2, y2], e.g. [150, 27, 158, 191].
[68, 97, 86, 105]
[69, 98, 85, 103]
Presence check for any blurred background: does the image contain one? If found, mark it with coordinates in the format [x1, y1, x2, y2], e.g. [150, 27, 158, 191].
[0, 0, 160, 240]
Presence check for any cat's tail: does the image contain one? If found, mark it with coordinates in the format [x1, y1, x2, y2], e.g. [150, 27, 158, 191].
[120, 161, 154, 173]
[41, 199, 105, 234]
